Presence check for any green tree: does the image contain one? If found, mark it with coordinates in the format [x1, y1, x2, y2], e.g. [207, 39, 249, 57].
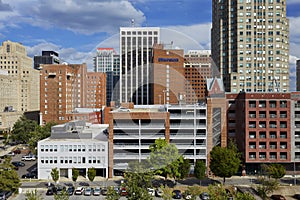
[235, 192, 256, 200]
[54, 190, 69, 200]
[106, 186, 120, 200]
[209, 142, 241, 183]
[161, 185, 173, 200]
[51, 168, 59, 183]
[207, 183, 229, 200]
[194, 160, 206, 185]
[72, 168, 79, 183]
[148, 138, 183, 180]
[178, 157, 191, 179]
[256, 177, 279, 200]
[184, 185, 202, 200]
[0, 157, 21, 192]
[87, 168, 96, 182]
[11, 115, 38, 144]
[266, 164, 285, 180]
[125, 161, 153, 200]
[25, 189, 43, 200]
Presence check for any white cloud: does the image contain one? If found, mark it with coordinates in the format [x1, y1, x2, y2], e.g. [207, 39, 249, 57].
[2, 0, 146, 34]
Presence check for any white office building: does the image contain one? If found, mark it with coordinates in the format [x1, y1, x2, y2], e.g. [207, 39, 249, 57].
[37, 121, 109, 180]
[119, 27, 160, 105]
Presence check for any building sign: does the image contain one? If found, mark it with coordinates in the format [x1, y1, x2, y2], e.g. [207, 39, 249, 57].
[158, 58, 179, 62]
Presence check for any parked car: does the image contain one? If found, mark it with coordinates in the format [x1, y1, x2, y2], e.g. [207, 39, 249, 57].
[13, 149, 21, 154]
[271, 195, 286, 200]
[293, 194, 300, 200]
[183, 191, 192, 200]
[84, 187, 93, 196]
[46, 187, 56, 196]
[173, 190, 182, 199]
[0, 190, 12, 200]
[74, 187, 84, 195]
[6, 152, 15, 156]
[155, 187, 164, 197]
[56, 185, 66, 195]
[120, 187, 128, 196]
[148, 188, 155, 196]
[101, 187, 108, 196]
[21, 155, 36, 161]
[67, 186, 75, 196]
[22, 172, 37, 179]
[200, 192, 210, 200]
[11, 161, 25, 167]
[113, 186, 120, 194]
[93, 187, 101, 196]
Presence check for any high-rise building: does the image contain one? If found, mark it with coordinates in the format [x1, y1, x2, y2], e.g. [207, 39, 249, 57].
[184, 50, 212, 103]
[212, 0, 289, 93]
[119, 27, 160, 105]
[34, 51, 60, 70]
[0, 40, 40, 112]
[152, 44, 185, 105]
[296, 60, 300, 91]
[40, 63, 106, 124]
[94, 48, 120, 106]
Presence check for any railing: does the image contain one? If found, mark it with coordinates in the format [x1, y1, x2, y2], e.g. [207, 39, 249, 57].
[270, 114, 277, 118]
[295, 114, 300, 118]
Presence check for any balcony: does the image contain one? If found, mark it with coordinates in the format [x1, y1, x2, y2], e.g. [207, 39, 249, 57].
[259, 114, 266, 118]
[249, 114, 256, 118]
[249, 124, 256, 128]
[249, 134, 256, 139]
[295, 114, 300, 118]
[269, 114, 277, 118]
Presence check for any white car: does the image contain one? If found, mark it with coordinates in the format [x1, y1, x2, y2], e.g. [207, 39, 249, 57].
[74, 187, 84, 195]
[148, 188, 155, 196]
[21, 155, 36, 161]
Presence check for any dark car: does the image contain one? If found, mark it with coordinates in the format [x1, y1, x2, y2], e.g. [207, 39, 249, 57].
[271, 195, 286, 200]
[56, 185, 66, 195]
[67, 186, 75, 196]
[293, 194, 300, 200]
[13, 149, 21, 154]
[173, 190, 182, 199]
[11, 161, 25, 167]
[0, 191, 12, 200]
[200, 192, 210, 200]
[101, 187, 108, 196]
[46, 187, 56, 196]
[22, 172, 37, 179]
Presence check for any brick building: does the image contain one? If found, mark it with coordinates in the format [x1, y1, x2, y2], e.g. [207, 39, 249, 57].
[152, 44, 185, 105]
[40, 63, 106, 124]
[226, 92, 292, 174]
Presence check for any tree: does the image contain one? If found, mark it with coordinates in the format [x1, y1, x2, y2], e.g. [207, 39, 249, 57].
[51, 168, 59, 183]
[235, 192, 256, 200]
[54, 190, 69, 200]
[194, 160, 206, 185]
[184, 185, 202, 200]
[161, 185, 173, 200]
[25, 189, 43, 200]
[178, 157, 191, 179]
[207, 183, 229, 200]
[87, 168, 96, 182]
[256, 177, 279, 200]
[266, 164, 285, 180]
[125, 161, 153, 200]
[0, 157, 21, 192]
[11, 115, 38, 144]
[209, 142, 241, 183]
[148, 138, 183, 180]
[72, 168, 79, 183]
[106, 186, 120, 200]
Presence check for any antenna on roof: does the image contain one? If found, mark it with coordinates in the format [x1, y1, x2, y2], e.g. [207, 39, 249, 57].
[131, 19, 135, 27]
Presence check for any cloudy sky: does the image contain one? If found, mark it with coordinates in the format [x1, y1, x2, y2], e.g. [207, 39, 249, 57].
[0, 0, 299, 90]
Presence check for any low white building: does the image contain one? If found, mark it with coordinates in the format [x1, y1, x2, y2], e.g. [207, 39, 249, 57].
[37, 121, 109, 180]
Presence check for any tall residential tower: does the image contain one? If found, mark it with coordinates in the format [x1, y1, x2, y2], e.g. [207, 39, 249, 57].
[211, 0, 289, 93]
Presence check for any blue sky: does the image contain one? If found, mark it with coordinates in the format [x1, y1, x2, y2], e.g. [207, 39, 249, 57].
[0, 0, 300, 90]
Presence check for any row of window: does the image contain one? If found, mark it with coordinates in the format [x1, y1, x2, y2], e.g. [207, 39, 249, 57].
[40, 144, 106, 152]
[249, 152, 287, 160]
[40, 156, 105, 165]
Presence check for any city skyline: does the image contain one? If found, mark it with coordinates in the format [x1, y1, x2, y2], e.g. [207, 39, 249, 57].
[0, 0, 300, 90]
